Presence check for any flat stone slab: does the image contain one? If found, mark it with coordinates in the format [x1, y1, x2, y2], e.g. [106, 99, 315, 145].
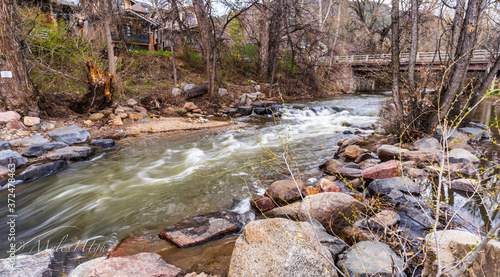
[44, 146, 96, 160]
[22, 142, 68, 157]
[0, 150, 28, 168]
[158, 211, 241, 248]
[48, 125, 90, 144]
[9, 134, 50, 147]
[89, 139, 115, 148]
[368, 176, 420, 201]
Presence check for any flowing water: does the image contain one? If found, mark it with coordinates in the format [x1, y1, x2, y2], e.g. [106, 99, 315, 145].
[0, 93, 498, 261]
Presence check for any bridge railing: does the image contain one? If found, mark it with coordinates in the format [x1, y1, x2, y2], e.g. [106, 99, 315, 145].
[333, 49, 496, 64]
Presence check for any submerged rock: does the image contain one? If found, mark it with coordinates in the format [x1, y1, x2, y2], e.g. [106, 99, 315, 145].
[297, 192, 365, 234]
[265, 179, 305, 206]
[48, 125, 91, 144]
[14, 160, 68, 183]
[337, 241, 406, 277]
[423, 230, 500, 277]
[228, 218, 336, 277]
[158, 211, 241, 248]
[70, 253, 183, 277]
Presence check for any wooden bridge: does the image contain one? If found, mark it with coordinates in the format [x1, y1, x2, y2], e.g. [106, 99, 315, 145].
[333, 49, 498, 71]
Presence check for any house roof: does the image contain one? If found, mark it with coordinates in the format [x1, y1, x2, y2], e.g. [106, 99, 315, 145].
[125, 9, 159, 26]
[131, 3, 148, 14]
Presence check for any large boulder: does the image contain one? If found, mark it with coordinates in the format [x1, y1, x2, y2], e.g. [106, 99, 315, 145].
[337, 241, 406, 277]
[9, 134, 50, 147]
[423, 230, 500, 277]
[401, 151, 441, 163]
[0, 150, 28, 167]
[69, 253, 183, 277]
[297, 192, 365, 234]
[44, 146, 96, 160]
[22, 142, 67, 157]
[449, 178, 483, 194]
[367, 210, 401, 229]
[377, 145, 408, 161]
[320, 159, 345, 174]
[228, 218, 337, 277]
[14, 160, 68, 183]
[48, 125, 91, 144]
[368, 176, 420, 201]
[0, 111, 21, 123]
[158, 211, 241, 247]
[448, 148, 480, 163]
[265, 179, 305, 206]
[0, 250, 54, 277]
[362, 160, 402, 180]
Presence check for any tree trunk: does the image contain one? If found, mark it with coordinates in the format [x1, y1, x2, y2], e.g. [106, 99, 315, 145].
[391, 0, 403, 121]
[103, 0, 116, 75]
[259, 0, 270, 80]
[0, 0, 39, 114]
[449, 0, 466, 60]
[408, 0, 418, 92]
[170, 22, 177, 85]
[70, 60, 113, 113]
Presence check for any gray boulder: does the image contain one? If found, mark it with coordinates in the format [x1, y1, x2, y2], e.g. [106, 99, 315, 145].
[368, 176, 420, 201]
[414, 137, 441, 151]
[89, 139, 115, 148]
[183, 84, 196, 91]
[308, 218, 349, 260]
[377, 145, 408, 161]
[337, 241, 406, 277]
[459, 127, 490, 141]
[449, 178, 483, 193]
[297, 192, 365, 234]
[423, 230, 500, 277]
[0, 150, 28, 167]
[228, 218, 337, 277]
[9, 134, 50, 147]
[15, 160, 68, 183]
[48, 125, 90, 144]
[237, 106, 253, 115]
[172, 87, 182, 96]
[218, 88, 228, 96]
[44, 146, 96, 160]
[0, 250, 54, 277]
[22, 142, 68, 157]
[448, 148, 480, 163]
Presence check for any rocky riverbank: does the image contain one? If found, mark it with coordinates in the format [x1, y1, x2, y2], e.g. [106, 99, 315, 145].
[1, 102, 499, 276]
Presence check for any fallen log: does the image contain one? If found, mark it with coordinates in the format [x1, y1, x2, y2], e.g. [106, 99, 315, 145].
[185, 82, 209, 98]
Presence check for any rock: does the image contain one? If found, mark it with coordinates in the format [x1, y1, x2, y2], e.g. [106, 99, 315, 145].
[434, 126, 469, 142]
[23, 116, 40, 126]
[129, 113, 144, 120]
[228, 218, 336, 277]
[89, 139, 115, 148]
[401, 150, 441, 163]
[448, 148, 480, 163]
[89, 113, 105, 121]
[298, 192, 365, 234]
[337, 241, 406, 277]
[45, 146, 96, 160]
[449, 178, 483, 193]
[158, 211, 241, 248]
[218, 88, 228, 96]
[264, 201, 302, 219]
[184, 102, 198, 111]
[14, 160, 68, 183]
[354, 152, 378, 163]
[31, 122, 55, 132]
[100, 109, 113, 116]
[399, 205, 436, 230]
[377, 145, 408, 161]
[318, 178, 341, 192]
[70, 253, 183, 277]
[343, 162, 361, 169]
[0, 140, 8, 150]
[459, 126, 489, 141]
[111, 130, 127, 140]
[6, 119, 27, 130]
[338, 226, 378, 245]
[344, 145, 367, 159]
[254, 84, 261, 91]
[0, 166, 8, 178]
[0, 111, 21, 123]
[48, 125, 91, 144]
[127, 98, 138, 106]
[368, 176, 420, 201]
[176, 108, 188, 115]
[320, 159, 345, 175]
[118, 112, 128, 118]
[414, 136, 441, 151]
[172, 87, 182, 96]
[0, 250, 54, 277]
[244, 97, 252, 106]
[362, 160, 402, 180]
[250, 196, 275, 212]
[109, 116, 123, 126]
[239, 95, 246, 104]
[423, 230, 500, 277]
[237, 105, 253, 115]
[83, 120, 93, 126]
[192, 108, 203, 113]
[367, 210, 401, 229]
[265, 179, 305, 206]
[0, 150, 28, 167]
[307, 218, 349, 260]
[332, 167, 363, 178]
[404, 167, 427, 178]
[133, 105, 147, 114]
[137, 118, 149, 123]
[9, 134, 50, 147]
[183, 84, 196, 91]
[22, 142, 68, 157]
[115, 106, 125, 114]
